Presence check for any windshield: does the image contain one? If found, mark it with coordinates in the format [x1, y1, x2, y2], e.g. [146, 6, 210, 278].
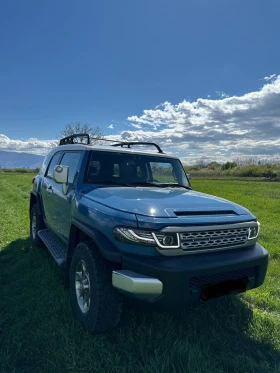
[85, 151, 190, 188]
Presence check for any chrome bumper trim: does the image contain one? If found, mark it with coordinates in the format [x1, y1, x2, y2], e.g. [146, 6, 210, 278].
[112, 270, 163, 297]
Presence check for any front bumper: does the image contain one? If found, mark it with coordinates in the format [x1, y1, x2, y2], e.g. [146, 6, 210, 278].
[112, 270, 163, 299]
[117, 243, 268, 306]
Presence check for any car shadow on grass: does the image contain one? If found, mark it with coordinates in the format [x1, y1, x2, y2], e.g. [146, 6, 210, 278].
[115, 291, 280, 372]
[1, 238, 280, 373]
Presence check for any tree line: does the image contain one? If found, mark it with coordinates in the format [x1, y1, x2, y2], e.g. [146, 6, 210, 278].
[184, 159, 280, 179]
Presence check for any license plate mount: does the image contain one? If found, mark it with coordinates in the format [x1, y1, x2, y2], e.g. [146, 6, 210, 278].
[201, 277, 249, 301]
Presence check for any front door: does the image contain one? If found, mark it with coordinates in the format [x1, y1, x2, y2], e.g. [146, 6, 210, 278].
[41, 151, 82, 244]
[50, 151, 82, 243]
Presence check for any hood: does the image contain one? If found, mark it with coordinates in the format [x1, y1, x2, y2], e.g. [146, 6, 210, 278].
[83, 186, 253, 219]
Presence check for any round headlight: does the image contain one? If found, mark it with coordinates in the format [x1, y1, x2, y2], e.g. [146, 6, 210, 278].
[162, 235, 174, 246]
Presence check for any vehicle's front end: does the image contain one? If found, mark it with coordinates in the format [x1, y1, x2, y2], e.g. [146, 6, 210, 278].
[113, 222, 267, 306]
[79, 180, 268, 306]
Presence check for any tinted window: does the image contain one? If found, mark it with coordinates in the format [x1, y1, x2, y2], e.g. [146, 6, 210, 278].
[150, 162, 178, 183]
[46, 152, 62, 178]
[60, 152, 82, 183]
[86, 151, 189, 187]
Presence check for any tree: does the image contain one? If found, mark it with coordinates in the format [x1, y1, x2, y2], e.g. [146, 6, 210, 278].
[206, 161, 221, 170]
[195, 158, 206, 169]
[58, 122, 104, 143]
[221, 161, 237, 170]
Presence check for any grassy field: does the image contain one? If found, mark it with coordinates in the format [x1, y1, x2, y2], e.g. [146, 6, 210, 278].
[0, 173, 280, 373]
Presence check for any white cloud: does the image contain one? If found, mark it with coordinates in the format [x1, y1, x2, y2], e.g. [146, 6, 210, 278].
[108, 124, 114, 129]
[0, 134, 58, 155]
[216, 91, 229, 98]
[1, 75, 280, 164]
[264, 74, 276, 82]
[124, 75, 280, 163]
[130, 123, 142, 129]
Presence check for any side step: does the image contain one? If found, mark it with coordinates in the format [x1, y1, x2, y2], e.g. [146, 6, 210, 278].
[38, 229, 67, 268]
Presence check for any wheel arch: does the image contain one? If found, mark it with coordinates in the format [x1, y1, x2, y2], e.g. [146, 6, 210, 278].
[67, 220, 121, 269]
[30, 191, 44, 216]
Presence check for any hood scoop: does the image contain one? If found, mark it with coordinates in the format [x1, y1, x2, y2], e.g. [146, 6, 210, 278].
[174, 210, 238, 217]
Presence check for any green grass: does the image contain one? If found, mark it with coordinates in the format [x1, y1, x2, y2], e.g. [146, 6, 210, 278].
[1, 173, 280, 373]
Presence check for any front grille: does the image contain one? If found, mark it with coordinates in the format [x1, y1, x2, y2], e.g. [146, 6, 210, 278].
[180, 227, 249, 251]
[190, 266, 257, 289]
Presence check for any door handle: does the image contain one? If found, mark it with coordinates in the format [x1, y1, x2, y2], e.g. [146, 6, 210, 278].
[47, 185, 53, 195]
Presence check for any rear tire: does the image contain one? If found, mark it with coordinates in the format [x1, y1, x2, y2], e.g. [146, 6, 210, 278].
[69, 241, 123, 333]
[30, 204, 45, 246]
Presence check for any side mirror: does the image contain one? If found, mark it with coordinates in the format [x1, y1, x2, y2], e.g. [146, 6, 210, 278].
[53, 165, 69, 184]
[186, 173, 191, 180]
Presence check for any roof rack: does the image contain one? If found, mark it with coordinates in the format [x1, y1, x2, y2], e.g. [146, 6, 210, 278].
[59, 133, 164, 154]
[59, 133, 90, 145]
[111, 141, 164, 154]
[90, 136, 164, 153]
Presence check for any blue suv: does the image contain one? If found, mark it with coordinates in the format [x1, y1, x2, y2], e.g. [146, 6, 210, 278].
[30, 134, 268, 333]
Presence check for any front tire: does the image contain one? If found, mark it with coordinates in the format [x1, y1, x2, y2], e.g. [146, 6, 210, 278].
[69, 241, 123, 333]
[30, 204, 45, 246]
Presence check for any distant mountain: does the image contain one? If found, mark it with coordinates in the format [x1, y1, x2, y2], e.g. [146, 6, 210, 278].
[0, 151, 44, 169]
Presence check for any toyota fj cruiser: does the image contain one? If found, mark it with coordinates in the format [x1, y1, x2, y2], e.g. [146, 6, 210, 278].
[30, 134, 268, 333]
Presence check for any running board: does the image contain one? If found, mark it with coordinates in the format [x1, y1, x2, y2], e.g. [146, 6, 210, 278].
[38, 229, 67, 268]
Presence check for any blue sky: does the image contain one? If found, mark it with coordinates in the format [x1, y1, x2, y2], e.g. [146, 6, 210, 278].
[0, 0, 280, 163]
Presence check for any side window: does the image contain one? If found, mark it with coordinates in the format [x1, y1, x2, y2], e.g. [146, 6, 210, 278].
[60, 152, 82, 184]
[40, 154, 52, 175]
[46, 152, 62, 178]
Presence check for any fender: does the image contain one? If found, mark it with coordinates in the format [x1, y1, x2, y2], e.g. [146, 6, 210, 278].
[30, 190, 44, 216]
[70, 219, 122, 263]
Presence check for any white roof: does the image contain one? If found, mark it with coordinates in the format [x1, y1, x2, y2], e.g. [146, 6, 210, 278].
[48, 143, 178, 159]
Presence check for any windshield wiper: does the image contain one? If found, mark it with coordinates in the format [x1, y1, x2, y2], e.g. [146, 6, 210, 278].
[92, 181, 191, 189]
[93, 181, 129, 187]
[126, 181, 191, 189]
[126, 181, 165, 187]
